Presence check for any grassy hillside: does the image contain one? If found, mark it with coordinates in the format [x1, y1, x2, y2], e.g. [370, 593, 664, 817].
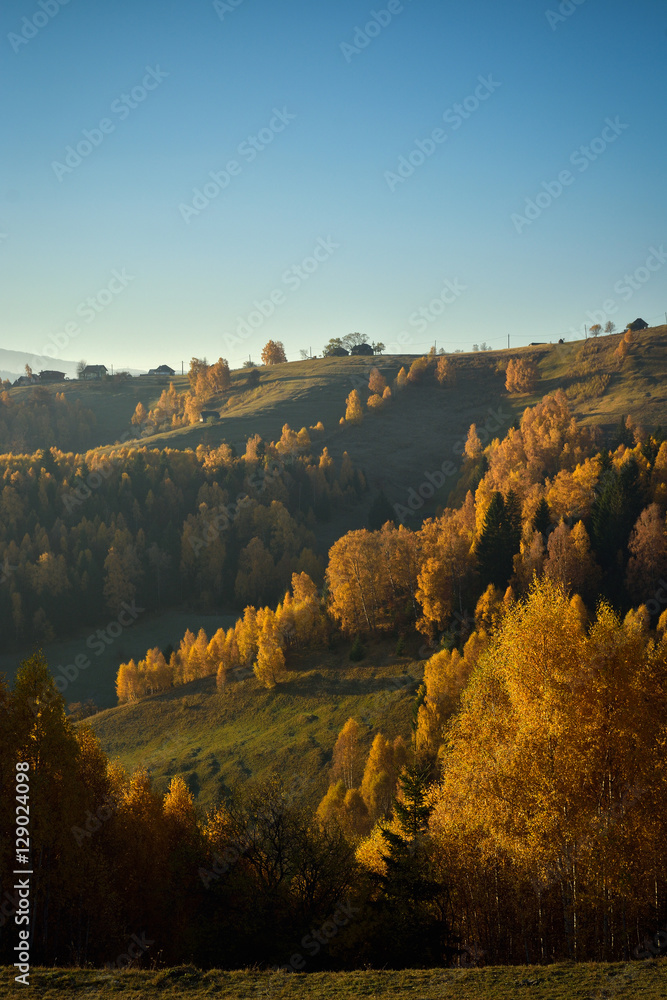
[3, 960, 665, 998]
[12, 328, 667, 524]
[88, 640, 422, 811]
[2, 328, 663, 544]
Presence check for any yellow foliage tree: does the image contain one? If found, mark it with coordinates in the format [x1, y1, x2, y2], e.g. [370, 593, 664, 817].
[407, 357, 429, 383]
[505, 357, 539, 393]
[395, 366, 408, 390]
[254, 610, 287, 688]
[261, 340, 287, 365]
[332, 717, 363, 790]
[345, 389, 364, 425]
[368, 367, 387, 395]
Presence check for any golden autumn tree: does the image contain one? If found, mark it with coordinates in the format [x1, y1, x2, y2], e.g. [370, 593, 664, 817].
[233, 606, 258, 666]
[513, 529, 546, 592]
[416, 631, 487, 757]
[368, 367, 387, 395]
[430, 576, 667, 962]
[332, 717, 364, 790]
[261, 340, 287, 365]
[360, 733, 407, 824]
[116, 659, 140, 703]
[415, 495, 476, 638]
[131, 402, 148, 427]
[407, 356, 429, 383]
[395, 366, 408, 390]
[345, 389, 364, 426]
[543, 520, 600, 598]
[505, 357, 539, 393]
[625, 503, 667, 602]
[163, 775, 198, 840]
[316, 781, 371, 838]
[464, 423, 483, 461]
[254, 609, 287, 688]
[175, 628, 196, 684]
[184, 627, 211, 682]
[326, 527, 413, 633]
[142, 647, 171, 694]
[435, 355, 456, 387]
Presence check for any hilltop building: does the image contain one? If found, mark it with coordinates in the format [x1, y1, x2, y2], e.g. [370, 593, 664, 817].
[80, 365, 108, 380]
[146, 364, 176, 376]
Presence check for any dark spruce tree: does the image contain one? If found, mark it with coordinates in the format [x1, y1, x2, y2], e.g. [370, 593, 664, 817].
[590, 456, 644, 584]
[369, 762, 454, 967]
[589, 455, 645, 607]
[532, 497, 551, 537]
[476, 490, 522, 589]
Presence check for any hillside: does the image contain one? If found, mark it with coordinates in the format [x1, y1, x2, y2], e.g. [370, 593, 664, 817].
[87, 641, 422, 812]
[2, 328, 665, 708]
[8, 328, 667, 527]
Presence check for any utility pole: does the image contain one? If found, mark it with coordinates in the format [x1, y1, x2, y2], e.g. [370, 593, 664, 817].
[507, 334, 510, 350]
[584, 325, 588, 340]
[181, 361, 184, 375]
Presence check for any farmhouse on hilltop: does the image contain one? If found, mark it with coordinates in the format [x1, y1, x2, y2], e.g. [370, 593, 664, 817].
[39, 370, 66, 383]
[146, 364, 176, 376]
[80, 365, 108, 380]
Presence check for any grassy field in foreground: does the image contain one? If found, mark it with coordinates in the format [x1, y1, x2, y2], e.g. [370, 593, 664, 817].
[2, 960, 666, 998]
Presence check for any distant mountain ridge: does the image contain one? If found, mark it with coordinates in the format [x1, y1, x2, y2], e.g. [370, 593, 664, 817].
[0, 348, 145, 382]
[0, 348, 79, 382]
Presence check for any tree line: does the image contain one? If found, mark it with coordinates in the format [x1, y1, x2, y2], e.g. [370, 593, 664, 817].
[0, 432, 365, 648]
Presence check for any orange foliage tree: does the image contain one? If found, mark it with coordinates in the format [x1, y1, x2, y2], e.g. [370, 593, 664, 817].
[261, 340, 287, 365]
[505, 357, 539, 393]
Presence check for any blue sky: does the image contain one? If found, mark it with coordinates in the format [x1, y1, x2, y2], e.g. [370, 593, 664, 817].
[1, 0, 665, 371]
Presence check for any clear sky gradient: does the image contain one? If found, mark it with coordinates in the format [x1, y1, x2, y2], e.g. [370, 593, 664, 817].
[1, 0, 666, 371]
